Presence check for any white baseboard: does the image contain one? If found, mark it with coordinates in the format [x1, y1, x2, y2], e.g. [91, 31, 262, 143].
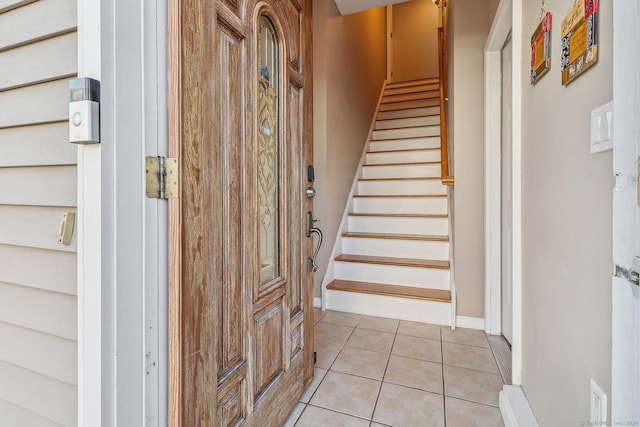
[455, 316, 485, 330]
[499, 385, 538, 427]
[313, 297, 322, 309]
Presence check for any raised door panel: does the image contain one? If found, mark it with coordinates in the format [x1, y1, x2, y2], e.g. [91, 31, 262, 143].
[216, 373, 247, 426]
[287, 83, 304, 316]
[216, 21, 246, 379]
[253, 300, 285, 400]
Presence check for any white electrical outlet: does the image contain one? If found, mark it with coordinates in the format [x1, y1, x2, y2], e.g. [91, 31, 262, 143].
[590, 379, 607, 423]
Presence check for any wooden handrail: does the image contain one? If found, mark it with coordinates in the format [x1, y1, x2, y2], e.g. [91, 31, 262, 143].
[438, 27, 454, 186]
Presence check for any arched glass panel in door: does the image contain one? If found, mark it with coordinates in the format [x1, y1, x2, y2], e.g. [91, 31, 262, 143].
[258, 16, 280, 285]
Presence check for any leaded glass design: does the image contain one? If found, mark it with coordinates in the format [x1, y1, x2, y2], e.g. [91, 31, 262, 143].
[258, 16, 280, 284]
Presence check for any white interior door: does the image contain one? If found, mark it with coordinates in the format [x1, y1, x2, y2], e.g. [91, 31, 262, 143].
[611, 0, 640, 422]
[501, 36, 513, 345]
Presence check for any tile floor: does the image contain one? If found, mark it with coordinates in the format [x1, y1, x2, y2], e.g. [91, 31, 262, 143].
[282, 309, 505, 427]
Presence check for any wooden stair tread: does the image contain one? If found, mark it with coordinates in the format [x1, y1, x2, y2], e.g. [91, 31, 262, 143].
[384, 85, 440, 95]
[382, 90, 440, 97]
[386, 79, 439, 89]
[374, 124, 440, 131]
[342, 232, 448, 241]
[379, 102, 440, 112]
[348, 213, 448, 218]
[335, 254, 450, 269]
[383, 86, 439, 97]
[384, 91, 439, 97]
[384, 87, 439, 93]
[363, 161, 440, 167]
[353, 194, 446, 198]
[358, 177, 441, 181]
[327, 279, 451, 303]
[382, 93, 440, 104]
[371, 135, 440, 142]
[367, 148, 439, 154]
[376, 113, 440, 121]
[380, 99, 440, 105]
[378, 105, 440, 113]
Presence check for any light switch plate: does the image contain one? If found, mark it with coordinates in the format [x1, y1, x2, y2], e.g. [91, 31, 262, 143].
[591, 101, 613, 154]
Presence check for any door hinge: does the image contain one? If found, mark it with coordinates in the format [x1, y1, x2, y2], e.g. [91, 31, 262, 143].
[146, 156, 178, 199]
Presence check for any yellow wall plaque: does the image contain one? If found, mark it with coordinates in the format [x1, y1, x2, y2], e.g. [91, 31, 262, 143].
[561, 0, 598, 85]
[531, 11, 552, 85]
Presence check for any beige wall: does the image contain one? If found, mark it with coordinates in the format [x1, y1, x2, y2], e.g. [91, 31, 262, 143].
[391, 0, 439, 81]
[313, 1, 387, 297]
[449, 0, 497, 318]
[520, 0, 613, 424]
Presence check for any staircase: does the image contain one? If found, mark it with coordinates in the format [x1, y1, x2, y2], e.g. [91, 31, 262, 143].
[322, 78, 454, 326]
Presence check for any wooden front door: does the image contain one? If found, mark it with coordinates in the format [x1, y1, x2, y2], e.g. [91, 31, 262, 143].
[168, 0, 314, 425]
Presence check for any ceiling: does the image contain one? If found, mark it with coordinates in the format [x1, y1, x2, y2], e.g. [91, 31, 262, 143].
[333, 0, 411, 16]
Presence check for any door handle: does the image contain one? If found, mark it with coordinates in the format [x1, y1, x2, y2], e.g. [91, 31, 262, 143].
[306, 212, 323, 273]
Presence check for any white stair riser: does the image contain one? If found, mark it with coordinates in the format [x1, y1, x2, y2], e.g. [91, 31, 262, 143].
[369, 137, 441, 152]
[382, 91, 439, 104]
[384, 83, 439, 96]
[386, 78, 439, 88]
[325, 290, 451, 326]
[377, 106, 440, 121]
[379, 98, 440, 111]
[375, 115, 439, 130]
[372, 126, 439, 140]
[357, 179, 446, 195]
[342, 237, 449, 260]
[366, 150, 440, 164]
[353, 197, 447, 214]
[362, 164, 441, 179]
[335, 262, 450, 289]
[348, 215, 449, 235]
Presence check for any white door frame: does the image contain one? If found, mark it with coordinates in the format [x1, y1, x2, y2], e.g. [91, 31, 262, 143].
[77, 0, 102, 424]
[611, 0, 640, 421]
[77, 0, 169, 425]
[484, 0, 523, 384]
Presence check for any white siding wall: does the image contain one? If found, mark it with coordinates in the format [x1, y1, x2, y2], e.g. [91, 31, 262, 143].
[0, 0, 77, 425]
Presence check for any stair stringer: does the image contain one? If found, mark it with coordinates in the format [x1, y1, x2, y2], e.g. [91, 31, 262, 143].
[320, 80, 389, 311]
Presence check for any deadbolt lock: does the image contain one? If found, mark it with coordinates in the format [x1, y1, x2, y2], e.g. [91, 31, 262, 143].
[306, 186, 316, 199]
